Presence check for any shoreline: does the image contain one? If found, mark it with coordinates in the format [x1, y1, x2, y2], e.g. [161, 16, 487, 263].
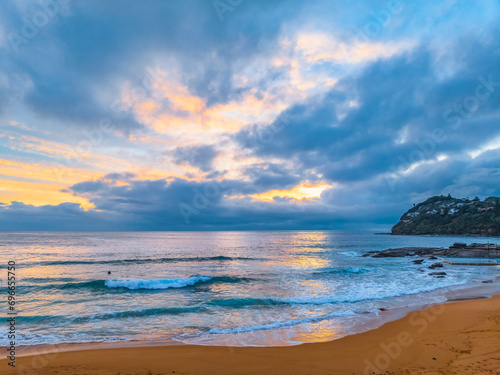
[3, 292, 499, 374]
[10, 277, 500, 358]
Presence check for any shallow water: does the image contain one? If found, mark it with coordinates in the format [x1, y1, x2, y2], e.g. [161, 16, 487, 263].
[0, 231, 498, 347]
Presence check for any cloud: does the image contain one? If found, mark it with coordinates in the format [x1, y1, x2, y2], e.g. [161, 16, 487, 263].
[0, 0, 307, 131]
[1, 1, 500, 230]
[243, 162, 303, 190]
[237, 31, 500, 185]
[0, 177, 363, 230]
[0, 201, 113, 231]
[174, 145, 219, 172]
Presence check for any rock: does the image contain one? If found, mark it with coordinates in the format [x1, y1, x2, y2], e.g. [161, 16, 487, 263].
[363, 251, 380, 257]
[428, 262, 444, 269]
[379, 308, 387, 311]
[412, 259, 424, 264]
[371, 247, 445, 258]
[451, 242, 467, 248]
[369, 243, 500, 259]
[428, 272, 447, 276]
[482, 280, 493, 283]
[417, 268, 425, 272]
[436, 276, 445, 278]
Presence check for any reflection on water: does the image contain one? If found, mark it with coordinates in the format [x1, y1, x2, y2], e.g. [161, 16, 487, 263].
[300, 280, 332, 295]
[293, 320, 342, 343]
[277, 255, 329, 269]
[274, 232, 332, 268]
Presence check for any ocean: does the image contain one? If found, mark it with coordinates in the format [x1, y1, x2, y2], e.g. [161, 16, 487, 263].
[1, 231, 498, 347]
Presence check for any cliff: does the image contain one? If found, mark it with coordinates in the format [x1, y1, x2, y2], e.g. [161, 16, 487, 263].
[391, 195, 500, 236]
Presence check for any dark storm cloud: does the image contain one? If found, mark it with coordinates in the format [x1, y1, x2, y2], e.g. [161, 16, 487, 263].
[174, 145, 219, 172]
[0, 177, 366, 230]
[243, 163, 302, 190]
[0, 201, 118, 231]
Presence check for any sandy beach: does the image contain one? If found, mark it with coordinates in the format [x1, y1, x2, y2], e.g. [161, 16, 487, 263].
[4, 293, 499, 375]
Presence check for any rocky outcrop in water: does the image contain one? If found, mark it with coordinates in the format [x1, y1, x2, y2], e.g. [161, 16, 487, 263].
[367, 242, 500, 258]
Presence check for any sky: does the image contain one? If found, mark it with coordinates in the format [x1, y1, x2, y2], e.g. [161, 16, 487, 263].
[0, 0, 499, 230]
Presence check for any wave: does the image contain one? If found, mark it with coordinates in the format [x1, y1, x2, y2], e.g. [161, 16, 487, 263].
[17, 306, 206, 324]
[52, 280, 105, 290]
[207, 310, 356, 335]
[204, 276, 255, 285]
[22, 277, 77, 283]
[23, 275, 252, 293]
[33, 256, 259, 267]
[105, 276, 256, 290]
[208, 298, 286, 308]
[312, 266, 369, 276]
[105, 276, 212, 290]
[208, 292, 396, 309]
[338, 251, 360, 257]
[272, 280, 470, 305]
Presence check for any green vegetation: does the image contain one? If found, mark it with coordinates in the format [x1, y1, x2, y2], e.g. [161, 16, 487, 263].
[391, 195, 500, 236]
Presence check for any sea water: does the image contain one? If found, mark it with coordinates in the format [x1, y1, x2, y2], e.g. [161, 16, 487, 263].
[0, 231, 498, 347]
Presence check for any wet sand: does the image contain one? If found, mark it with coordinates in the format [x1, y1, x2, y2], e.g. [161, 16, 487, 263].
[3, 293, 500, 375]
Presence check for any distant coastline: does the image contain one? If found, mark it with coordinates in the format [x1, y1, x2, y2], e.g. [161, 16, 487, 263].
[390, 233, 500, 238]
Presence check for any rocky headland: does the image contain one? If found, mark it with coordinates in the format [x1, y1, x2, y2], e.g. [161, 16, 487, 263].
[391, 195, 500, 236]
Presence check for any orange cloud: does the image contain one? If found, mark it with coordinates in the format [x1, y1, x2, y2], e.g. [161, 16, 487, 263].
[203, 92, 286, 133]
[0, 178, 94, 210]
[248, 182, 334, 201]
[0, 159, 101, 185]
[131, 70, 287, 137]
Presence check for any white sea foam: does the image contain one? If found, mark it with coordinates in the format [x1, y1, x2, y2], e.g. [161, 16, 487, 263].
[105, 276, 212, 290]
[208, 310, 356, 334]
[338, 251, 359, 257]
[273, 279, 470, 305]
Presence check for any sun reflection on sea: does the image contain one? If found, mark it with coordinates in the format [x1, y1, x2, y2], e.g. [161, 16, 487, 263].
[300, 280, 331, 295]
